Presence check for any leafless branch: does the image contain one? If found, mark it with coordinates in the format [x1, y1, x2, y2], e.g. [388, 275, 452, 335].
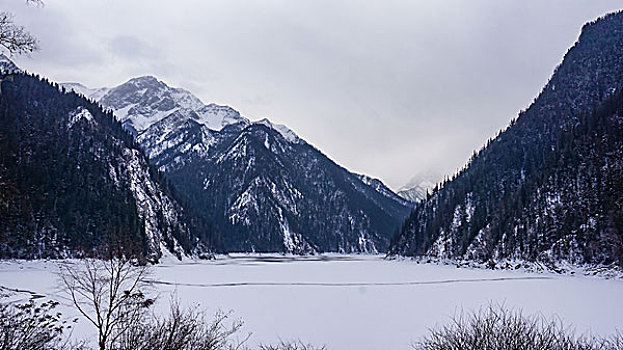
[0, 11, 38, 55]
[58, 258, 151, 350]
[0, 298, 84, 350]
[115, 300, 250, 350]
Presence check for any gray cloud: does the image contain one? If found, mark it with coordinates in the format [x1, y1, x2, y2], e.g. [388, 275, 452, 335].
[5, 0, 623, 188]
[109, 36, 159, 59]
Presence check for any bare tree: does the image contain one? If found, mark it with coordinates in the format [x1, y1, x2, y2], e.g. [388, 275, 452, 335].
[0, 0, 42, 55]
[58, 258, 252, 350]
[58, 258, 153, 350]
[0, 298, 81, 350]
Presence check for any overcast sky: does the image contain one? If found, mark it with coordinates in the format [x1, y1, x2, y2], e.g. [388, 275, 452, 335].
[4, 1, 623, 189]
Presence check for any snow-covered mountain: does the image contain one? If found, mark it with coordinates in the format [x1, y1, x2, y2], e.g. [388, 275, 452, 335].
[61, 82, 110, 101]
[397, 176, 438, 203]
[356, 174, 413, 207]
[71, 76, 411, 253]
[0, 53, 21, 74]
[0, 68, 207, 261]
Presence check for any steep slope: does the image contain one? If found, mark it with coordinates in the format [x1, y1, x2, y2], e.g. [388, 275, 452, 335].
[357, 174, 414, 207]
[164, 123, 412, 253]
[390, 11, 623, 267]
[0, 73, 207, 261]
[86, 76, 411, 253]
[0, 53, 21, 74]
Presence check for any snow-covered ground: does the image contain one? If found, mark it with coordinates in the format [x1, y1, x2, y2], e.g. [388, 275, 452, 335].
[1, 255, 622, 350]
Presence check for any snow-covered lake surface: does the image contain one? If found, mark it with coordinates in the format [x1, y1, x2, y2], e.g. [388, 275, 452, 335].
[1, 255, 622, 350]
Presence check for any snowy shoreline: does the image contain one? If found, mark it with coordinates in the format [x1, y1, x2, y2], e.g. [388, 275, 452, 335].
[1, 256, 622, 350]
[385, 255, 623, 280]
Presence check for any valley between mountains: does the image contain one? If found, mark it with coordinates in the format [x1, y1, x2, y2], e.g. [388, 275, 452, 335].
[1, 7, 623, 350]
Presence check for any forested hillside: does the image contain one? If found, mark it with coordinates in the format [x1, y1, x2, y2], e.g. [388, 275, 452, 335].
[390, 11, 623, 267]
[0, 74, 209, 260]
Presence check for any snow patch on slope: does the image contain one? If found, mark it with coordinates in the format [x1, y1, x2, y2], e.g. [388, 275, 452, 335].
[194, 103, 250, 131]
[254, 118, 300, 143]
[398, 173, 440, 203]
[109, 147, 188, 261]
[67, 107, 95, 128]
[228, 179, 261, 226]
[276, 207, 304, 253]
[0, 53, 21, 74]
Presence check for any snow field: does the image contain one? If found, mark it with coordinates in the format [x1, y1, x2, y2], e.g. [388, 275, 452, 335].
[1, 255, 622, 350]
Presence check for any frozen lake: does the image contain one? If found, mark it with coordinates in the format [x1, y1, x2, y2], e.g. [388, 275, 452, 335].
[1, 255, 622, 350]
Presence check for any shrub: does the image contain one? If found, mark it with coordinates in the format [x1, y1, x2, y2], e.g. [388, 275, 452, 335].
[116, 301, 248, 350]
[413, 304, 619, 350]
[259, 340, 326, 350]
[0, 299, 75, 350]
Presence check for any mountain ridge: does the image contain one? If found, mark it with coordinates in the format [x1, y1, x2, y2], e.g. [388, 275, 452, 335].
[69, 76, 412, 253]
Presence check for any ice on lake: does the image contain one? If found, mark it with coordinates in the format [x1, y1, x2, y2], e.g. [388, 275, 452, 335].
[1, 254, 622, 350]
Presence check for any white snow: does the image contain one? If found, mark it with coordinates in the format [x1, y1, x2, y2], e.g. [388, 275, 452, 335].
[61, 83, 110, 101]
[228, 190, 257, 226]
[1, 256, 622, 350]
[397, 180, 436, 203]
[62, 77, 306, 153]
[116, 147, 186, 260]
[194, 103, 250, 131]
[122, 106, 184, 132]
[0, 53, 22, 74]
[254, 118, 301, 143]
[355, 173, 408, 205]
[170, 87, 205, 111]
[67, 107, 95, 128]
[218, 134, 249, 163]
[276, 207, 304, 252]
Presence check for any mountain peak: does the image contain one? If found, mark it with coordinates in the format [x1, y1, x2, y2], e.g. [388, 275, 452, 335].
[63, 82, 87, 89]
[128, 75, 160, 84]
[254, 118, 300, 143]
[396, 172, 440, 203]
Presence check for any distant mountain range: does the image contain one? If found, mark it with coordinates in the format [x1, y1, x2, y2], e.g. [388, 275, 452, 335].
[390, 11, 623, 268]
[396, 174, 439, 203]
[62, 76, 411, 253]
